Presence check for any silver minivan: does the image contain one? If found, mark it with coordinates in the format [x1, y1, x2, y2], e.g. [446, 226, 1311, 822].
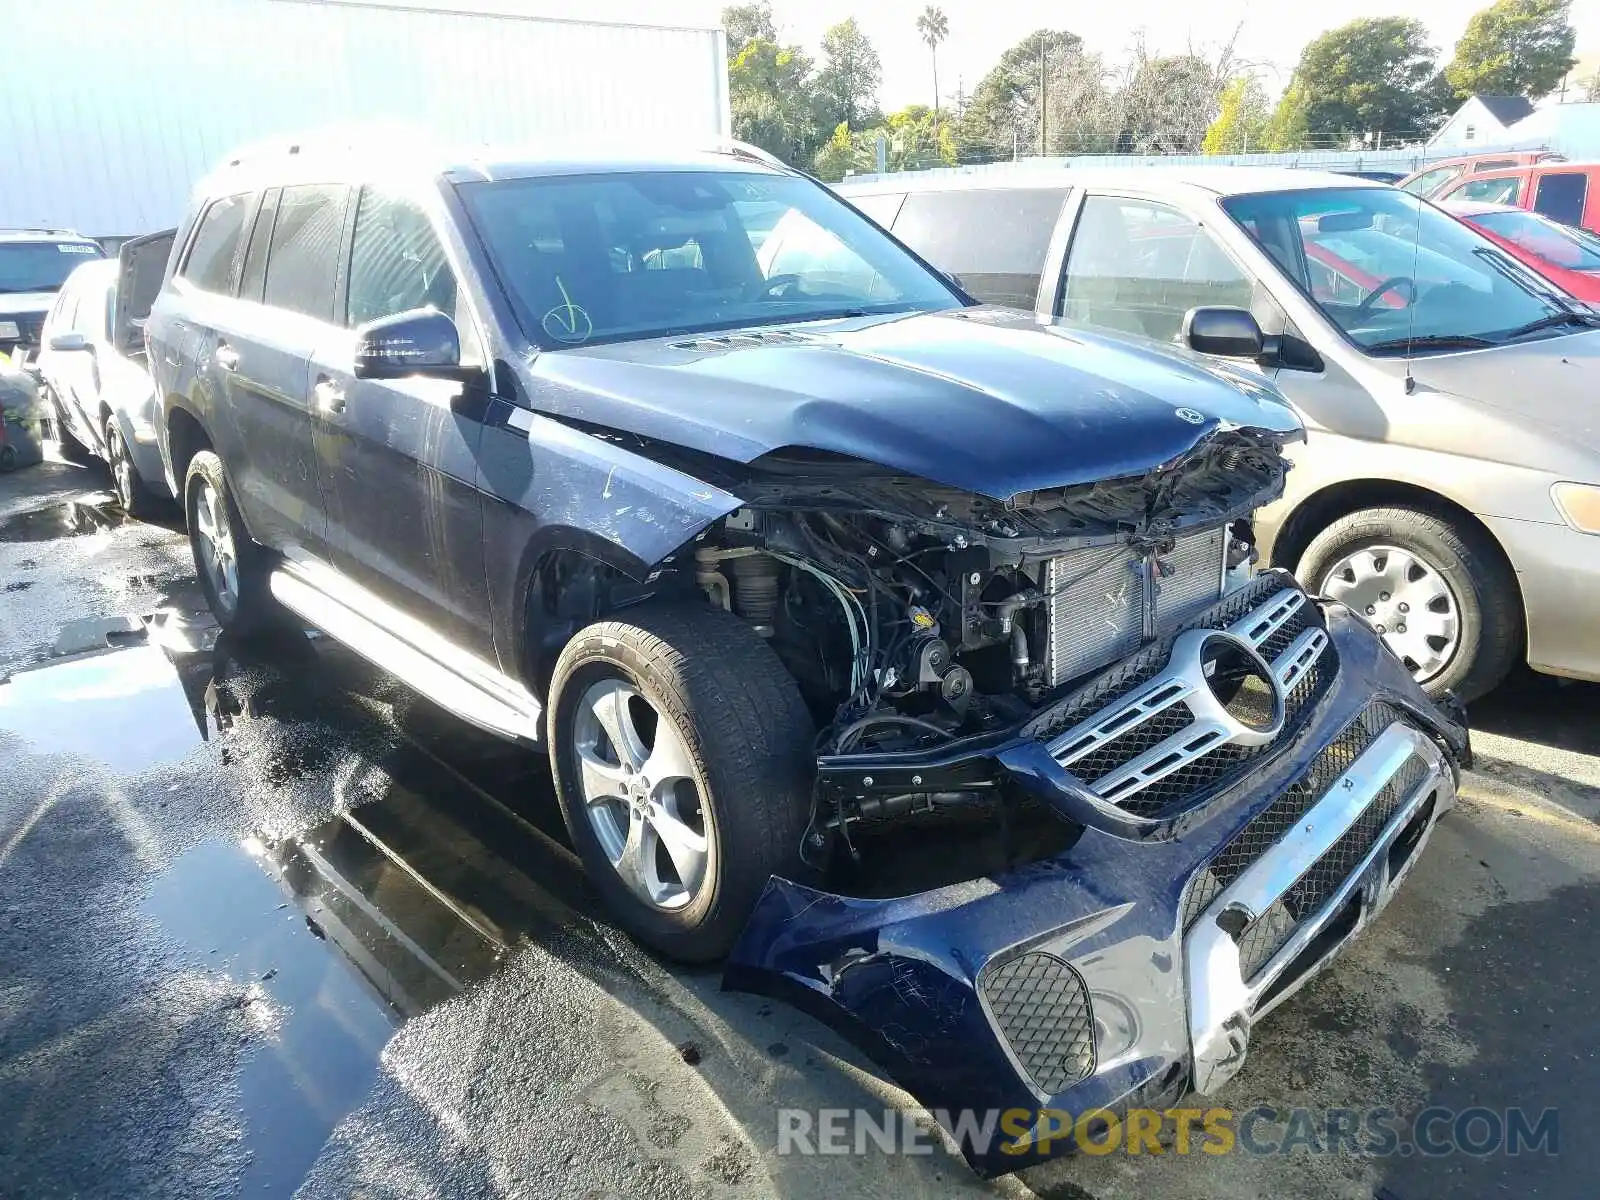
[838, 167, 1600, 699]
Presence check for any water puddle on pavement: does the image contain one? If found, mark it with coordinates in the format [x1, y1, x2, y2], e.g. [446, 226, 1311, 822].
[3, 628, 588, 1195]
[0, 494, 130, 543]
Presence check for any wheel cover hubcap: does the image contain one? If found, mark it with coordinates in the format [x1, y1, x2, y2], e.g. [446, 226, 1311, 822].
[193, 480, 239, 611]
[1320, 544, 1461, 683]
[572, 678, 708, 911]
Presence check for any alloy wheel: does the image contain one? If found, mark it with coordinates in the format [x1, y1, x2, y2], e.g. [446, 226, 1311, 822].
[1319, 544, 1461, 683]
[571, 677, 709, 911]
[192, 479, 239, 613]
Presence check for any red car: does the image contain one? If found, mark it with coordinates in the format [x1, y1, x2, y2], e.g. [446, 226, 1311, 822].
[1433, 160, 1600, 235]
[1442, 199, 1600, 303]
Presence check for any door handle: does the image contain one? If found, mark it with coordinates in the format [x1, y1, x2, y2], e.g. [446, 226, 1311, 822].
[214, 344, 240, 372]
[313, 378, 347, 415]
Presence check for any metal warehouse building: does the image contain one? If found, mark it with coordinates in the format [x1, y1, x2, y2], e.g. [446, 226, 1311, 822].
[2, 0, 731, 237]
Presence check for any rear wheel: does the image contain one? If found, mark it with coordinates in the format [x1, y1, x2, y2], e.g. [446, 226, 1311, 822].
[47, 386, 94, 466]
[1299, 505, 1521, 702]
[184, 450, 283, 633]
[105, 416, 161, 520]
[547, 605, 815, 962]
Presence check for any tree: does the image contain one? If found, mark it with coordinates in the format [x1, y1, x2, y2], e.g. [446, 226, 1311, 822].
[811, 106, 956, 181]
[1290, 18, 1448, 144]
[728, 36, 820, 166]
[814, 18, 883, 132]
[956, 29, 1083, 161]
[1444, 0, 1576, 100]
[1121, 53, 1227, 153]
[1585, 70, 1600, 103]
[722, 2, 776, 56]
[1203, 75, 1272, 154]
[1262, 80, 1312, 151]
[916, 6, 950, 137]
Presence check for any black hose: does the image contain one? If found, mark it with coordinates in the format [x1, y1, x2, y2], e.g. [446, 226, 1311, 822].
[835, 713, 956, 753]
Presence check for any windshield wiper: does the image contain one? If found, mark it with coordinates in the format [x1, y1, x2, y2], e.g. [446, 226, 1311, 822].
[1498, 310, 1600, 341]
[1365, 334, 1497, 355]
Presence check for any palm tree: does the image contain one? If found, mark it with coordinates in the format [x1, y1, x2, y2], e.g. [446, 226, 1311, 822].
[916, 5, 949, 137]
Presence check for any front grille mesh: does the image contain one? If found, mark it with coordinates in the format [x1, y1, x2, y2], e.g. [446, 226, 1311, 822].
[981, 952, 1096, 1095]
[1182, 704, 1437, 981]
[1179, 701, 1403, 933]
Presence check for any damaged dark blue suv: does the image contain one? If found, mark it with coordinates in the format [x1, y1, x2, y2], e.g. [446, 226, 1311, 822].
[143, 139, 1469, 1171]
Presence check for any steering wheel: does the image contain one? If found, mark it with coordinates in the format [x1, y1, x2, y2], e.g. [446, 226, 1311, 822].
[752, 273, 805, 301]
[1353, 275, 1418, 319]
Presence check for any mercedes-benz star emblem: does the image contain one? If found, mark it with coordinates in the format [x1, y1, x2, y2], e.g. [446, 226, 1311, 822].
[1175, 407, 1206, 425]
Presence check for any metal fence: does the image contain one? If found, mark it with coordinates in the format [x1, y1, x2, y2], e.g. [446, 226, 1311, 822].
[840, 140, 1561, 186]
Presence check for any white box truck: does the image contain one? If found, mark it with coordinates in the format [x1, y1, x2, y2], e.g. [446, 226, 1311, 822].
[1, 0, 731, 238]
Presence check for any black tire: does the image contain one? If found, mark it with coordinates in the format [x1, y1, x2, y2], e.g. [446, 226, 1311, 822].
[105, 415, 162, 520]
[183, 450, 283, 633]
[1298, 505, 1521, 702]
[547, 605, 816, 962]
[47, 386, 94, 465]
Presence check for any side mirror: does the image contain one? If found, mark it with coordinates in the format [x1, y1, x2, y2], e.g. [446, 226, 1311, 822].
[353, 308, 471, 381]
[941, 269, 965, 290]
[48, 331, 91, 353]
[1183, 306, 1265, 359]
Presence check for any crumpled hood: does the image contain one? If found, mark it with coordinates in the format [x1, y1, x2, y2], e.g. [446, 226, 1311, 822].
[0, 292, 55, 319]
[525, 308, 1303, 500]
[1403, 329, 1600, 457]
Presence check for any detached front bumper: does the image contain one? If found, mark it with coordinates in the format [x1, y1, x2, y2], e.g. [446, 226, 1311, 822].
[725, 578, 1468, 1176]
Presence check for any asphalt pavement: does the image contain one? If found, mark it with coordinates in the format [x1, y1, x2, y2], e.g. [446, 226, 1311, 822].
[2, 456, 1597, 1200]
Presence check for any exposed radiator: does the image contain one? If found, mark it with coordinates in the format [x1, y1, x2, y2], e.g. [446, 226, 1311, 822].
[1045, 529, 1226, 687]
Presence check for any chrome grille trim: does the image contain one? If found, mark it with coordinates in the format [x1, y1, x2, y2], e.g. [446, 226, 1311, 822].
[1046, 586, 1327, 810]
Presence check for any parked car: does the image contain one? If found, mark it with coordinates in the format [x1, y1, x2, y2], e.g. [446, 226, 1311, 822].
[0, 227, 105, 366]
[837, 167, 1600, 699]
[1399, 150, 1565, 199]
[136, 140, 1466, 1169]
[1443, 199, 1600, 303]
[1433, 160, 1600, 234]
[34, 234, 176, 516]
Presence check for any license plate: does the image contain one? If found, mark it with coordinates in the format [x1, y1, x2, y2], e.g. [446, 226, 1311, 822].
[0, 322, 19, 339]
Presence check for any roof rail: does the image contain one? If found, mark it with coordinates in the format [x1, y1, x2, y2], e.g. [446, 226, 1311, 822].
[0, 226, 81, 236]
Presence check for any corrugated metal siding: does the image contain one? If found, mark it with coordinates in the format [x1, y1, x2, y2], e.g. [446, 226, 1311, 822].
[1, 0, 729, 236]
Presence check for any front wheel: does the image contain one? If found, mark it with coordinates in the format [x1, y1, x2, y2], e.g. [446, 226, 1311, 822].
[547, 605, 815, 962]
[1298, 505, 1521, 702]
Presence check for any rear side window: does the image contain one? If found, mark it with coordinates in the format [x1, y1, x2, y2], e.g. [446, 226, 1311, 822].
[180, 193, 251, 293]
[1060, 195, 1254, 343]
[262, 184, 349, 321]
[1534, 172, 1588, 227]
[346, 189, 456, 327]
[891, 188, 1068, 309]
[239, 188, 281, 302]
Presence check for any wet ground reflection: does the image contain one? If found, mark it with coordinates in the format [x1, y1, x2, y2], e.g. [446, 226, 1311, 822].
[1, 622, 594, 1193]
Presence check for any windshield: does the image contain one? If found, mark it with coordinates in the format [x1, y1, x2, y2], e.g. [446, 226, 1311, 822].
[1469, 208, 1600, 272]
[1223, 187, 1578, 353]
[459, 170, 963, 348]
[0, 241, 103, 294]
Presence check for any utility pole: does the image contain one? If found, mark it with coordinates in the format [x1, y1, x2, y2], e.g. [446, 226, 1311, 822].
[1039, 32, 1048, 157]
